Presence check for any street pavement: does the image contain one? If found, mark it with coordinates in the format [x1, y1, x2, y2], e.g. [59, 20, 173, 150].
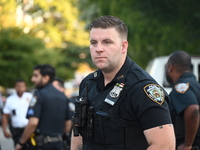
[0, 126, 14, 150]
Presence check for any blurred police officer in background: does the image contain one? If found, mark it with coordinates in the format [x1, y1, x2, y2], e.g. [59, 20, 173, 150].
[52, 78, 65, 93]
[53, 77, 75, 113]
[52, 77, 73, 150]
[71, 15, 175, 150]
[2, 79, 32, 149]
[166, 51, 200, 150]
[15, 64, 72, 150]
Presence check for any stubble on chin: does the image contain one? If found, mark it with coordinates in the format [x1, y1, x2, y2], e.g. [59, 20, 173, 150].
[94, 59, 108, 69]
[34, 83, 44, 89]
[95, 62, 106, 70]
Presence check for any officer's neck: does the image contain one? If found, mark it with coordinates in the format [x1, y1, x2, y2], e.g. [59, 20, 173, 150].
[102, 58, 125, 86]
[17, 92, 23, 98]
[102, 70, 119, 86]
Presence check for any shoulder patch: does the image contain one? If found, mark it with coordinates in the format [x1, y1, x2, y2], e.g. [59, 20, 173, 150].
[29, 96, 37, 107]
[27, 108, 34, 115]
[143, 84, 165, 105]
[175, 83, 189, 93]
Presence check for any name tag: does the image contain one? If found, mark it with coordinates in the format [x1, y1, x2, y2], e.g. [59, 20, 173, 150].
[104, 83, 125, 106]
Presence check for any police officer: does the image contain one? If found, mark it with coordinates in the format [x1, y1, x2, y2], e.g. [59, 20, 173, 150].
[166, 51, 200, 150]
[52, 77, 73, 150]
[15, 64, 72, 150]
[2, 79, 32, 148]
[53, 77, 75, 114]
[71, 16, 175, 150]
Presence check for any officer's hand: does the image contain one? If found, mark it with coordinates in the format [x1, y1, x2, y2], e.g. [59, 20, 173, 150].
[177, 143, 192, 150]
[3, 131, 11, 138]
[15, 144, 23, 150]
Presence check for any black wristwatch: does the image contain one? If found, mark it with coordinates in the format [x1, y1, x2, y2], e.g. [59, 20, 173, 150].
[18, 141, 25, 147]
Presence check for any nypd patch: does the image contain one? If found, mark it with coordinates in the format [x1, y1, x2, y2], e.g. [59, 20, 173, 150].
[175, 83, 189, 93]
[29, 96, 37, 107]
[144, 84, 165, 105]
[28, 108, 34, 115]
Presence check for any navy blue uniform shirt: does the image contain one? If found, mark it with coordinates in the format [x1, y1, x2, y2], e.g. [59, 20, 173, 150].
[169, 72, 200, 147]
[27, 83, 71, 136]
[78, 57, 172, 149]
[169, 73, 200, 114]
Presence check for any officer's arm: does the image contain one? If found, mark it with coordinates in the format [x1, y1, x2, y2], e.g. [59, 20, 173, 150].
[181, 104, 199, 148]
[144, 124, 175, 150]
[70, 131, 82, 150]
[1, 113, 11, 138]
[64, 120, 72, 133]
[19, 117, 39, 144]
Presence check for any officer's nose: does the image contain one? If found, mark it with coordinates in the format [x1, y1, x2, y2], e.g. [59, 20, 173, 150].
[31, 76, 34, 82]
[95, 44, 104, 53]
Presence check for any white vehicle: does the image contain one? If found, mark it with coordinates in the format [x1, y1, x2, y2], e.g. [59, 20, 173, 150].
[146, 56, 200, 94]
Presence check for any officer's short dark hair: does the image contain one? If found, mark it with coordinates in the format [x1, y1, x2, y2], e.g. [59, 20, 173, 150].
[34, 64, 55, 82]
[168, 50, 192, 72]
[15, 79, 25, 85]
[89, 15, 128, 40]
[54, 77, 64, 88]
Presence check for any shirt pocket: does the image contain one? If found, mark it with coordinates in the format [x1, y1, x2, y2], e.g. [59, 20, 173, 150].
[94, 111, 124, 144]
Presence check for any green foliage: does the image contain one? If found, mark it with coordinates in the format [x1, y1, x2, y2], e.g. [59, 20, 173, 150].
[24, 0, 89, 48]
[78, 0, 200, 68]
[63, 43, 94, 69]
[0, 27, 74, 88]
[0, 0, 91, 88]
[0, 27, 45, 87]
[2, 0, 200, 88]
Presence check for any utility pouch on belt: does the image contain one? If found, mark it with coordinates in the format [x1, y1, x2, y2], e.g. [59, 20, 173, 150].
[30, 134, 37, 147]
[34, 134, 45, 147]
[28, 130, 44, 148]
[73, 82, 89, 136]
[87, 106, 94, 139]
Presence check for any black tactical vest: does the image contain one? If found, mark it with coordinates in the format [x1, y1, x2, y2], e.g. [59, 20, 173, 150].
[79, 77, 149, 150]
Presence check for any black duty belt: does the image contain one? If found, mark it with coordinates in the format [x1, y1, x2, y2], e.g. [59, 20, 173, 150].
[12, 128, 25, 134]
[44, 135, 63, 143]
[13, 127, 25, 130]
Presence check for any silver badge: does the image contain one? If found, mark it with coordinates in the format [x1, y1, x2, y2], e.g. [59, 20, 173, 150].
[109, 83, 124, 98]
[104, 83, 125, 106]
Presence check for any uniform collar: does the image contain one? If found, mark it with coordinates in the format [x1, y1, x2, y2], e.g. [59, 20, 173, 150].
[113, 56, 132, 83]
[41, 82, 52, 89]
[15, 92, 25, 98]
[179, 72, 195, 80]
[90, 56, 132, 84]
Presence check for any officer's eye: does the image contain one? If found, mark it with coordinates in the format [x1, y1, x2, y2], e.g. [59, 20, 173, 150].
[90, 41, 97, 45]
[105, 41, 111, 44]
[103, 40, 112, 45]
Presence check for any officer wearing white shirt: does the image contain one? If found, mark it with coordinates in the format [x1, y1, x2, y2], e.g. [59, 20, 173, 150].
[2, 79, 32, 147]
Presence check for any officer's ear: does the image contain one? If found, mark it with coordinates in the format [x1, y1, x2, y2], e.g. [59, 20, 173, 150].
[167, 64, 173, 73]
[121, 40, 128, 54]
[43, 75, 50, 84]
